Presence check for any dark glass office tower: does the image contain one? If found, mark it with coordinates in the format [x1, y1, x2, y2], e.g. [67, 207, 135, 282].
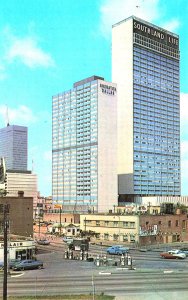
[0, 125, 28, 171]
[112, 16, 180, 197]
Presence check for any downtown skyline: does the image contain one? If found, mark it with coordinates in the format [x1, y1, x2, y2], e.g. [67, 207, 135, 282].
[0, 0, 188, 196]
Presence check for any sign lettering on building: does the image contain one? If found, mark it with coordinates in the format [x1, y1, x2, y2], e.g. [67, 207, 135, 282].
[0, 241, 30, 248]
[100, 84, 117, 95]
[133, 20, 179, 49]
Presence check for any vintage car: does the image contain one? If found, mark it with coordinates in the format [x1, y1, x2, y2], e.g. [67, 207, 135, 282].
[62, 236, 74, 244]
[12, 259, 44, 271]
[106, 245, 129, 255]
[179, 247, 188, 256]
[37, 239, 50, 245]
[160, 249, 186, 259]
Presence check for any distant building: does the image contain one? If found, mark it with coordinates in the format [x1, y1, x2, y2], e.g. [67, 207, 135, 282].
[0, 124, 38, 210]
[0, 125, 28, 171]
[52, 75, 117, 213]
[80, 210, 188, 245]
[0, 195, 33, 237]
[0, 235, 35, 261]
[112, 16, 181, 198]
[5, 170, 38, 206]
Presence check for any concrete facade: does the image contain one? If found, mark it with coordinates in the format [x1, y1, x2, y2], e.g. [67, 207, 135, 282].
[80, 213, 139, 244]
[52, 75, 117, 213]
[112, 16, 181, 197]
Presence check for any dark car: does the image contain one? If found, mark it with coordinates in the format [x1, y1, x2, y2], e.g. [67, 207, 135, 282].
[37, 239, 50, 245]
[12, 259, 43, 271]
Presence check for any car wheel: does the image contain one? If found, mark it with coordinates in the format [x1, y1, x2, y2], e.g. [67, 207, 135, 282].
[38, 265, 42, 269]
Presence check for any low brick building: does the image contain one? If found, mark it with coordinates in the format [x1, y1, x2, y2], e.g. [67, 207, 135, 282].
[0, 195, 33, 237]
[139, 212, 188, 246]
[43, 210, 80, 224]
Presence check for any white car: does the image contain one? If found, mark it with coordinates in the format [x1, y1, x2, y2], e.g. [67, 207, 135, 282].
[168, 249, 186, 259]
[62, 236, 73, 244]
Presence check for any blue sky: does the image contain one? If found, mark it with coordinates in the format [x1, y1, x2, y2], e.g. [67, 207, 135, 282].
[0, 0, 188, 196]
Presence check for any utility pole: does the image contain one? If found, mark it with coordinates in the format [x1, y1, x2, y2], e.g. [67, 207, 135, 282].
[3, 204, 10, 300]
[59, 207, 62, 236]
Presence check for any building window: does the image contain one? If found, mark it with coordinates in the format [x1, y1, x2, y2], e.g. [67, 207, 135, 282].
[158, 221, 162, 225]
[130, 234, 135, 242]
[123, 222, 129, 228]
[182, 220, 186, 230]
[104, 221, 109, 226]
[113, 234, 119, 241]
[95, 233, 100, 239]
[130, 222, 135, 228]
[96, 221, 100, 226]
[113, 221, 118, 227]
[104, 233, 109, 240]
[123, 234, 128, 242]
[168, 220, 171, 227]
[175, 220, 179, 227]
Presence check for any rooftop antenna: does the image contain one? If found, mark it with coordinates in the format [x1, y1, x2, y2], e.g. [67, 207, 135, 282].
[6, 106, 10, 127]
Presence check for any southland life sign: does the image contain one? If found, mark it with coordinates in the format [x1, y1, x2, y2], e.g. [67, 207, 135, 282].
[133, 20, 179, 49]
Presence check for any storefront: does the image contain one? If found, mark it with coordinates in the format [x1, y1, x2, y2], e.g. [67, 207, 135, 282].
[0, 239, 36, 260]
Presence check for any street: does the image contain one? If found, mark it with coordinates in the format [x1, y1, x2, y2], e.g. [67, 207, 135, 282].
[1, 243, 188, 299]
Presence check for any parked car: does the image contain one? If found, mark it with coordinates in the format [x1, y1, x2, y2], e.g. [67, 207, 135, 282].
[62, 236, 74, 244]
[37, 239, 50, 245]
[179, 248, 188, 256]
[9, 259, 22, 269]
[0, 259, 22, 270]
[106, 245, 129, 255]
[12, 259, 44, 271]
[160, 250, 186, 259]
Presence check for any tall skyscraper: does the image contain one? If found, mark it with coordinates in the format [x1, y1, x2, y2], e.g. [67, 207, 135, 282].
[0, 124, 38, 205]
[0, 125, 28, 171]
[52, 75, 117, 213]
[112, 16, 180, 199]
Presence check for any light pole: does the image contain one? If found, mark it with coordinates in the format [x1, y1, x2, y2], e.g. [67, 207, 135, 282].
[59, 207, 62, 236]
[2, 203, 10, 300]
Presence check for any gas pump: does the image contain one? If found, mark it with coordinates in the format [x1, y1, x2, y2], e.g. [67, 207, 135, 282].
[96, 255, 100, 267]
[83, 251, 88, 261]
[80, 250, 83, 260]
[69, 249, 73, 260]
[120, 254, 125, 266]
[103, 255, 107, 266]
[127, 254, 132, 269]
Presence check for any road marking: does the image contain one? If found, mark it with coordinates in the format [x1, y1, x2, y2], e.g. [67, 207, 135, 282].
[11, 272, 24, 278]
[99, 271, 111, 275]
[164, 270, 173, 273]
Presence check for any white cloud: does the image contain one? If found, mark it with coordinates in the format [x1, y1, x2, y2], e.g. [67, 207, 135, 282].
[0, 104, 37, 126]
[161, 19, 180, 32]
[2, 26, 54, 69]
[6, 36, 54, 68]
[99, 0, 160, 37]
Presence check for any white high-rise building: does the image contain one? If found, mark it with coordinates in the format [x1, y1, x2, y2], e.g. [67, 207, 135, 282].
[112, 16, 181, 199]
[52, 75, 117, 213]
